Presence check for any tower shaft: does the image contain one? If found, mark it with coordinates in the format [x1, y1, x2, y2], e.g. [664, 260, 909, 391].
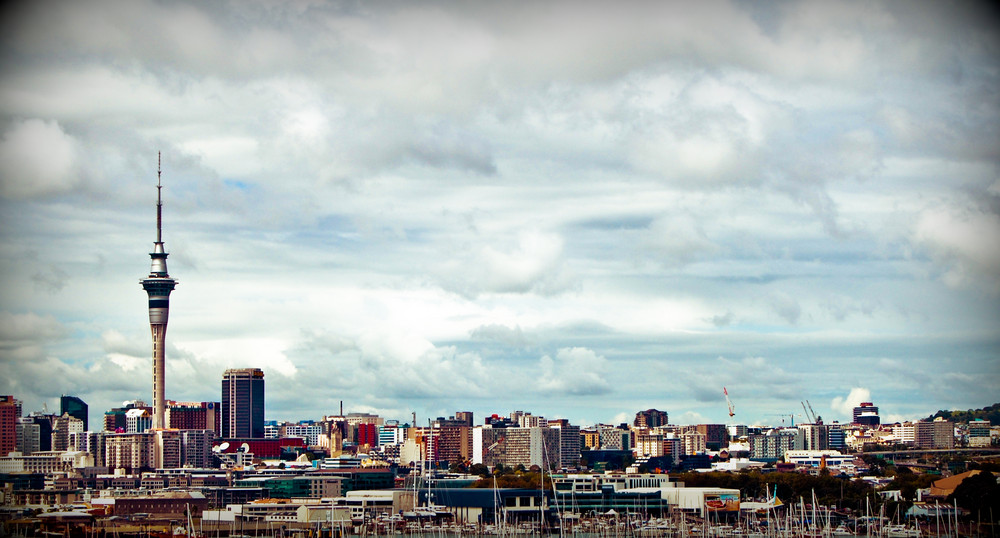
[141, 152, 176, 430]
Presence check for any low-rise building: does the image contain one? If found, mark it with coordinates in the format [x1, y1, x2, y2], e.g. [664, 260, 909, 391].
[0, 451, 93, 474]
[783, 450, 852, 468]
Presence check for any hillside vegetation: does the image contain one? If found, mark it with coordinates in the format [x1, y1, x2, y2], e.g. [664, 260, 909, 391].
[927, 403, 1000, 424]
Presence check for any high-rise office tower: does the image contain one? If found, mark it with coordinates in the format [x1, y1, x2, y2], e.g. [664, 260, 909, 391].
[16, 418, 40, 454]
[60, 395, 88, 431]
[852, 402, 880, 426]
[221, 368, 265, 438]
[454, 411, 474, 427]
[634, 409, 669, 428]
[51, 413, 84, 451]
[0, 396, 17, 456]
[140, 154, 177, 430]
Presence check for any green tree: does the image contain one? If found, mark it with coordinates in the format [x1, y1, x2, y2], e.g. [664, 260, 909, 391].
[469, 463, 490, 476]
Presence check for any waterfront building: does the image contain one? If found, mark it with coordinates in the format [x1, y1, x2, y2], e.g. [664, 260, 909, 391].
[550, 473, 675, 517]
[660, 487, 741, 518]
[238, 474, 344, 498]
[110, 491, 208, 519]
[416, 488, 543, 524]
[221, 368, 265, 438]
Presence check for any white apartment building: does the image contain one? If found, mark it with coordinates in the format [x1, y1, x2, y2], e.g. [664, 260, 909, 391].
[105, 432, 155, 473]
[784, 450, 852, 468]
[682, 431, 707, 455]
[597, 425, 629, 450]
[125, 408, 151, 434]
[283, 423, 323, 446]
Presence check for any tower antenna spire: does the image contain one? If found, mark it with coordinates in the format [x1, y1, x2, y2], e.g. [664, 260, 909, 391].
[156, 151, 162, 244]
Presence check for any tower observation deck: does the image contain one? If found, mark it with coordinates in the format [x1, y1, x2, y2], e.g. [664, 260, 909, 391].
[141, 152, 176, 430]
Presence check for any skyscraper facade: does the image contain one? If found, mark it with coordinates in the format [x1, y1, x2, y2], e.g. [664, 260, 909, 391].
[221, 368, 265, 438]
[0, 396, 18, 456]
[634, 409, 669, 428]
[140, 154, 177, 430]
[60, 395, 88, 431]
[853, 402, 880, 426]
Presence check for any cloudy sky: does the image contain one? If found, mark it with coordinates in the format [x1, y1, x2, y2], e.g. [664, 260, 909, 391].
[0, 0, 998, 430]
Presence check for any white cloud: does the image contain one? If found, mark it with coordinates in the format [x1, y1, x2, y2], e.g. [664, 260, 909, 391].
[676, 411, 710, 425]
[0, 0, 996, 425]
[831, 387, 871, 417]
[536, 347, 612, 396]
[0, 119, 79, 199]
[0, 311, 67, 343]
[914, 205, 1000, 291]
[439, 229, 571, 297]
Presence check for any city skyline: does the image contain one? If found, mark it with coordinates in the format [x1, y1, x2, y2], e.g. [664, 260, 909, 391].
[0, 1, 998, 428]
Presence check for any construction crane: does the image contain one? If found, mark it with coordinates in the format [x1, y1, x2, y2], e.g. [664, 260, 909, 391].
[724, 387, 735, 418]
[806, 400, 820, 424]
[768, 413, 803, 427]
[801, 401, 812, 423]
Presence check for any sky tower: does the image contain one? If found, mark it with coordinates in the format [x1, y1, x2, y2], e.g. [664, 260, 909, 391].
[141, 152, 176, 430]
